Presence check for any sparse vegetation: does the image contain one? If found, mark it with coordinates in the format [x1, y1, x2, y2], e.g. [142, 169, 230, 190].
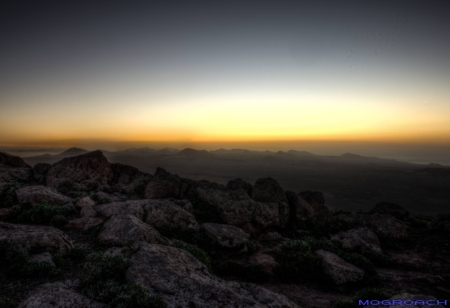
[0, 182, 22, 208]
[0, 239, 59, 278]
[246, 240, 257, 254]
[0, 297, 16, 308]
[17, 203, 72, 227]
[173, 240, 211, 271]
[79, 252, 166, 308]
[272, 237, 382, 285]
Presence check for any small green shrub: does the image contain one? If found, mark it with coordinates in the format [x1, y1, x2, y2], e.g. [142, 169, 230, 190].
[50, 214, 68, 227]
[173, 241, 211, 271]
[18, 203, 71, 226]
[0, 182, 22, 208]
[0, 297, 16, 308]
[407, 217, 428, 229]
[246, 241, 257, 254]
[333, 288, 391, 308]
[80, 252, 166, 308]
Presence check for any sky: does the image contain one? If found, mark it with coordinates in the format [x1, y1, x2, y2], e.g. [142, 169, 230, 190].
[1, 1, 450, 163]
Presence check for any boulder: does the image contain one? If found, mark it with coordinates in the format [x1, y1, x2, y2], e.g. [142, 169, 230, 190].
[368, 202, 410, 220]
[226, 178, 253, 196]
[18, 282, 106, 308]
[144, 167, 181, 199]
[428, 213, 450, 232]
[331, 227, 382, 255]
[335, 214, 408, 240]
[252, 178, 290, 227]
[0, 222, 73, 252]
[248, 251, 278, 275]
[98, 215, 167, 246]
[299, 190, 331, 217]
[143, 200, 199, 234]
[32, 163, 52, 184]
[315, 249, 365, 284]
[110, 163, 152, 193]
[29, 252, 55, 267]
[195, 188, 280, 234]
[285, 191, 314, 222]
[126, 243, 298, 308]
[15, 185, 72, 206]
[46, 151, 114, 188]
[0, 153, 32, 184]
[80, 204, 97, 218]
[94, 200, 146, 220]
[202, 223, 250, 248]
[65, 217, 104, 232]
[75, 196, 95, 208]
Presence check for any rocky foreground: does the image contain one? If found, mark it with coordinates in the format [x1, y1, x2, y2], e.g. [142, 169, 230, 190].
[0, 150, 449, 308]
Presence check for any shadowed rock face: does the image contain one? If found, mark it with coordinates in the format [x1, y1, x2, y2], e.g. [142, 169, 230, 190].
[226, 178, 253, 196]
[428, 213, 450, 232]
[18, 282, 106, 308]
[126, 243, 299, 308]
[46, 150, 114, 189]
[0, 152, 30, 168]
[98, 214, 167, 246]
[299, 190, 330, 217]
[31, 163, 52, 184]
[0, 152, 32, 186]
[202, 223, 250, 248]
[368, 202, 410, 221]
[252, 178, 288, 204]
[145, 167, 181, 199]
[285, 191, 314, 222]
[15, 185, 72, 206]
[0, 222, 73, 252]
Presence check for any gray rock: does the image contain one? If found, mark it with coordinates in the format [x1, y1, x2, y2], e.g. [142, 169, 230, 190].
[29, 252, 55, 267]
[252, 178, 290, 227]
[0, 152, 32, 185]
[331, 227, 382, 255]
[65, 217, 104, 232]
[249, 251, 278, 275]
[126, 243, 299, 308]
[144, 200, 199, 234]
[98, 215, 167, 246]
[46, 150, 114, 188]
[368, 202, 410, 221]
[95, 200, 147, 220]
[195, 188, 281, 235]
[15, 185, 73, 206]
[0, 222, 73, 252]
[315, 249, 365, 284]
[75, 196, 95, 208]
[18, 282, 106, 308]
[202, 223, 250, 248]
[80, 204, 97, 218]
[257, 232, 284, 242]
[335, 213, 408, 240]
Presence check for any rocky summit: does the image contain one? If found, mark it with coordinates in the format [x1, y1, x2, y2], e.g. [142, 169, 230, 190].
[0, 150, 448, 308]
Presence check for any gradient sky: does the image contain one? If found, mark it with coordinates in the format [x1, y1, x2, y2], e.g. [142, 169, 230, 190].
[1, 1, 450, 159]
